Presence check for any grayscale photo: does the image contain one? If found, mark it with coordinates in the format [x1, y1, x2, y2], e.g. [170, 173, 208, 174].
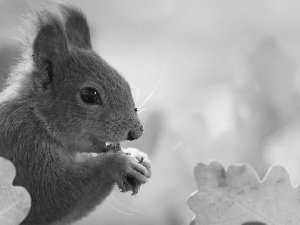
[0, 0, 300, 225]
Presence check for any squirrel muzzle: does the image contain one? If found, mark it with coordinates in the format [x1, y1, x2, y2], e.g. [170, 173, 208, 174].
[127, 119, 144, 141]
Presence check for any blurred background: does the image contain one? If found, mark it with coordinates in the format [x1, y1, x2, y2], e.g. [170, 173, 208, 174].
[2, 0, 300, 224]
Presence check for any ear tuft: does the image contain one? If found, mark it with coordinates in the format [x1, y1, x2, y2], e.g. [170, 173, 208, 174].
[32, 11, 68, 65]
[29, 10, 68, 91]
[60, 4, 92, 49]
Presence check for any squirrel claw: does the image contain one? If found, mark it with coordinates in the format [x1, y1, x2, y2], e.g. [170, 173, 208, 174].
[112, 149, 151, 195]
[131, 183, 141, 195]
[116, 172, 143, 194]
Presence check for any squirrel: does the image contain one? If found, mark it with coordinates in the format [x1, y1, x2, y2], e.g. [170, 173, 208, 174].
[0, 3, 151, 225]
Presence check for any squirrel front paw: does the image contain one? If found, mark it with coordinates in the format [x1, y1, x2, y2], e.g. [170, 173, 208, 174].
[121, 148, 151, 194]
[122, 148, 151, 177]
[106, 149, 151, 195]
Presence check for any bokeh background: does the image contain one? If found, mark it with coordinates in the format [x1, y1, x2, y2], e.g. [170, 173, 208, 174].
[2, 0, 300, 224]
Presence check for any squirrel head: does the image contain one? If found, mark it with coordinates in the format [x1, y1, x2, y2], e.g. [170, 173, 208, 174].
[23, 6, 143, 152]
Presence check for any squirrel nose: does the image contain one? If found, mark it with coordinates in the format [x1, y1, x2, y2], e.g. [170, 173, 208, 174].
[127, 131, 136, 141]
[127, 124, 144, 141]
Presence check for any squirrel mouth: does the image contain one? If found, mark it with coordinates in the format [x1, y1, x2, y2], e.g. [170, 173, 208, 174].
[89, 136, 121, 153]
[78, 142, 121, 159]
[75, 142, 122, 162]
[103, 142, 121, 153]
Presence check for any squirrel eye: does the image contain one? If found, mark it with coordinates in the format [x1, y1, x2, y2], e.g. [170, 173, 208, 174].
[80, 87, 103, 105]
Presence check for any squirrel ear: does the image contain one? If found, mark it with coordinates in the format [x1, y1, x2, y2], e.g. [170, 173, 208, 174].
[60, 5, 92, 49]
[32, 15, 68, 91]
[33, 16, 68, 64]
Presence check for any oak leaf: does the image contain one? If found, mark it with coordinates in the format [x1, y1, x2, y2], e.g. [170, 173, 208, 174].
[0, 157, 31, 225]
[188, 161, 300, 225]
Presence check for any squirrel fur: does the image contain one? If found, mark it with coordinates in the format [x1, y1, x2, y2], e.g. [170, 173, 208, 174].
[0, 4, 151, 225]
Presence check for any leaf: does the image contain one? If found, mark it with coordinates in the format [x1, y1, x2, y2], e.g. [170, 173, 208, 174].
[0, 157, 31, 225]
[188, 161, 300, 225]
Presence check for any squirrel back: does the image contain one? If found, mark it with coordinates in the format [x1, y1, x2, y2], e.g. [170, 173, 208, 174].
[0, 4, 151, 225]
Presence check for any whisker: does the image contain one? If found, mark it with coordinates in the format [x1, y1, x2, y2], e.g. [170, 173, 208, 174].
[138, 107, 148, 115]
[138, 75, 162, 110]
[9, 36, 24, 45]
[138, 104, 161, 115]
[111, 195, 141, 213]
[107, 202, 134, 216]
[6, 28, 23, 35]
[140, 114, 165, 122]
[134, 87, 140, 103]
[140, 112, 162, 117]
[138, 61, 168, 110]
